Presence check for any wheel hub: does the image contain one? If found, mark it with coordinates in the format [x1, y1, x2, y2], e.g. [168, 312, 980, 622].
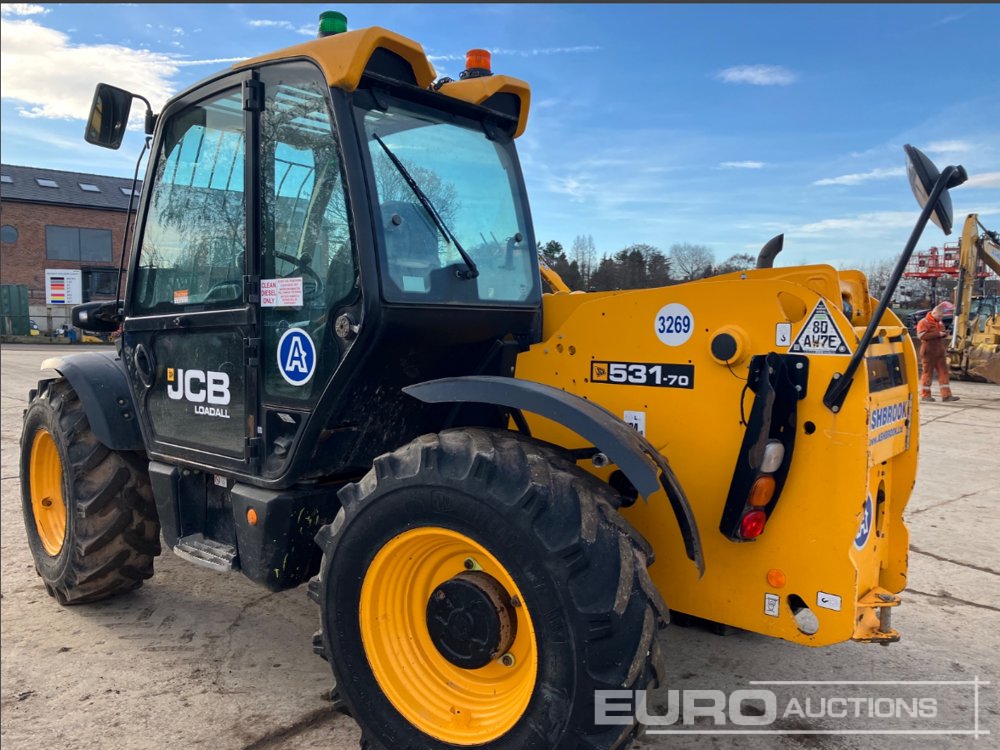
[29, 429, 67, 556]
[426, 571, 517, 669]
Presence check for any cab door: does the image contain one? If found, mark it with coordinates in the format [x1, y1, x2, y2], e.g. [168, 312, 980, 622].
[253, 61, 360, 477]
[122, 72, 260, 471]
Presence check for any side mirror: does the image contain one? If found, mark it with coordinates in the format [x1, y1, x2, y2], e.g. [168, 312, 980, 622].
[904, 144, 967, 236]
[84, 84, 134, 150]
[72, 301, 122, 333]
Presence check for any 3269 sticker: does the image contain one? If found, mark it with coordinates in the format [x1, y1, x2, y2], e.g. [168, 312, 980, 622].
[591, 361, 694, 389]
[654, 303, 694, 346]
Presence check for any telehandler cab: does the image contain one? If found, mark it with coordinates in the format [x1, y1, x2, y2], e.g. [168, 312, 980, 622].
[21, 12, 968, 749]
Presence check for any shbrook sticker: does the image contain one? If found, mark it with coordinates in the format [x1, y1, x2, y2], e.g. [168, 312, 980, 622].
[277, 328, 316, 386]
[789, 299, 850, 355]
[654, 303, 694, 346]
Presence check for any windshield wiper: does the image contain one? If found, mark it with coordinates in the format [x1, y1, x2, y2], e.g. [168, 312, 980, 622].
[372, 133, 479, 280]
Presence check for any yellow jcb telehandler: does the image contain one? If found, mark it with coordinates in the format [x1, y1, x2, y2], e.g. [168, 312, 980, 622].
[19, 11, 970, 749]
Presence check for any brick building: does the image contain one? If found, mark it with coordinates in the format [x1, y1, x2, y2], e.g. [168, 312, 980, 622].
[0, 163, 140, 330]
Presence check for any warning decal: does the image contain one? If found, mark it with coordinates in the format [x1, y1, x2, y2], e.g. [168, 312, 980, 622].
[789, 299, 850, 355]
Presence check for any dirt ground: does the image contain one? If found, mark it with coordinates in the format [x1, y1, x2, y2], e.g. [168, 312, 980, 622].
[1, 344, 997, 749]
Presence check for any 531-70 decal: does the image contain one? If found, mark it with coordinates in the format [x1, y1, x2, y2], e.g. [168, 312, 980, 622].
[591, 361, 695, 389]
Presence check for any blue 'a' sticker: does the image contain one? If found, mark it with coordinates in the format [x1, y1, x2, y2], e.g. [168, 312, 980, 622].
[854, 495, 873, 550]
[277, 328, 316, 386]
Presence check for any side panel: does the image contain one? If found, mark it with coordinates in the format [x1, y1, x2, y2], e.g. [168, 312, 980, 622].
[516, 268, 915, 647]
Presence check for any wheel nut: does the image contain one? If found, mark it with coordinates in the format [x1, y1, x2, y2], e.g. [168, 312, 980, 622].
[500, 653, 515, 667]
[510, 595, 522, 609]
[463, 557, 480, 571]
[41, 498, 52, 508]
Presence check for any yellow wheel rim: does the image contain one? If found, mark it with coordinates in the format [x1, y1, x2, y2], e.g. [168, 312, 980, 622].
[360, 527, 538, 745]
[29, 429, 67, 556]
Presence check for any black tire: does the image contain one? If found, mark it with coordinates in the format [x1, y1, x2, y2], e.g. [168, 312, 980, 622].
[20, 379, 161, 604]
[310, 428, 668, 750]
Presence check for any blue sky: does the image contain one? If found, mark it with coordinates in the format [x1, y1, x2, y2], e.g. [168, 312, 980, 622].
[2, 3, 998, 269]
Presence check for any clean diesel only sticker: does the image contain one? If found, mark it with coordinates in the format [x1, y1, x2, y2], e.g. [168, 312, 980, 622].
[591, 361, 694, 389]
[654, 303, 694, 346]
[261, 277, 304, 308]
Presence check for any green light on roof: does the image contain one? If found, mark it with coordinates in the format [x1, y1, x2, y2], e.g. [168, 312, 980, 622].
[318, 11, 347, 38]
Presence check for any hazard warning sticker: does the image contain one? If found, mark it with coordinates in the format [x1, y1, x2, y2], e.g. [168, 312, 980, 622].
[789, 300, 851, 355]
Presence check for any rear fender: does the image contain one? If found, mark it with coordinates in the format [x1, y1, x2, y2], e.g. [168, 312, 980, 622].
[403, 375, 704, 575]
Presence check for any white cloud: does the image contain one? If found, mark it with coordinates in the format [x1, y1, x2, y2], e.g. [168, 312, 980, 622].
[719, 160, 765, 169]
[795, 211, 916, 235]
[964, 172, 1000, 189]
[493, 45, 600, 56]
[716, 65, 798, 86]
[0, 4, 49, 17]
[925, 140, 974, 154]
[248, 19, 313, 36]
[812, 166, 905, 186]
[172, 57, 248, 67]
[429, 46, 599, 63]
[547, 174, 596, 202]
[0, 18, 179, 119]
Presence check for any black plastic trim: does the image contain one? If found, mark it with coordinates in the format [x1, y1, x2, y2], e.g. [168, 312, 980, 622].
[39, 352, 144, 451]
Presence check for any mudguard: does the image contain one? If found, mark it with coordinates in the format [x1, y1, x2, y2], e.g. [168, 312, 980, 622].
[39, 352, 144, 451]
[403, 375, 704, 574]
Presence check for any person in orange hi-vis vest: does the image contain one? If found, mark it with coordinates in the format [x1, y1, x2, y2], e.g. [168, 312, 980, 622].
[915, 302, 958, 402]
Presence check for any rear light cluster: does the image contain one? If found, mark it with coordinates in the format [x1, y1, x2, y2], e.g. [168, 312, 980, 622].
[737, 440, 785, 539]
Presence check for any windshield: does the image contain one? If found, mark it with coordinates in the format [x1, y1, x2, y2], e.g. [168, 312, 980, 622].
[357, 98, 538, 305]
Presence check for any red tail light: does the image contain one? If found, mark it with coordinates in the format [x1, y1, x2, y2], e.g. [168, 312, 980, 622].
[739, 509, 767, 539]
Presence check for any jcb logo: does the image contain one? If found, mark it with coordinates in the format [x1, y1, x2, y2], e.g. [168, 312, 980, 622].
[166, 368, 231, 405]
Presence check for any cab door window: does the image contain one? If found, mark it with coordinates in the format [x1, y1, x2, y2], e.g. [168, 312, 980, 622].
[259, 63, 355, 403]
[133, 89, 246, 313]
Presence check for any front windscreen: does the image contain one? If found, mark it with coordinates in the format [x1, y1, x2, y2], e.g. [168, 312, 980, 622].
[357, 98, 538, 305]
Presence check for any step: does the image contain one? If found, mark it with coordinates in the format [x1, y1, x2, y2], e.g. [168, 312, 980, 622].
[172, 533, 238, 572]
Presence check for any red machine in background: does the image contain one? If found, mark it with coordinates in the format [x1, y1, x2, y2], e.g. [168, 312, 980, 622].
[904, 241, 991, 303]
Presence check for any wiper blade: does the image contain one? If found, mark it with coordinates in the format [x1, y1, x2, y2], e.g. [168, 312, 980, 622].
[372, 133, 479, 280]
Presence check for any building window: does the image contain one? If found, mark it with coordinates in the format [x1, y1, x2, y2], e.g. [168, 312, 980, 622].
[0, 175, 12, 184]
[82, 267, 119, 300]
[45, 226, 113, 262]
[79, 183, 101, 192]
[1, 225, 17, 244]
[119, 187, 141, 197]
[36, 178, 59, 188]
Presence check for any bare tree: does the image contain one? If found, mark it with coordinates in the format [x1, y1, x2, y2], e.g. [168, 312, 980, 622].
[571, 234, 597, 288]
[715, 252, 757, 275]
[670, 242, 714, 280]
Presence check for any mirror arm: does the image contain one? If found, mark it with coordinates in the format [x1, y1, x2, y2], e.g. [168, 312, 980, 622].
[822, 165, 959, 412]
[130, 93, 156, 135]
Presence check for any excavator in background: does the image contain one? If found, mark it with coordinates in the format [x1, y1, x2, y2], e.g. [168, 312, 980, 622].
[950, 214, 1000, 383]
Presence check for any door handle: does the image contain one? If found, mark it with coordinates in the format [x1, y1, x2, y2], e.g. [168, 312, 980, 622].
[134, 343, 155, 388]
